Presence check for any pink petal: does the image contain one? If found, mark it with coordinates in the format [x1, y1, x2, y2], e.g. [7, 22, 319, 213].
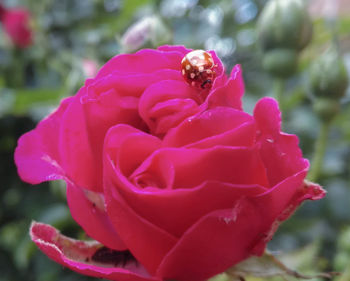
[208, 50, 225, 78]
[129, 146, 269, 190]
[96, 48, 185, 78]
[157, 45, 192, 55]
[105, 124, 162, 178]
[157, 203, 266, 281]
[104, 161, 178, 275]
[156, 171, 325, 281]
[14, 97, 72, 184]
[58, 89, 103, 191]
[62, 70, 181, 192]
[83, 69, 182, 100]
[206, 65, 244, 110]
[114, 179, 267, 239]
[106, 126, 269, 236]
[66, 182, 126, 251]
[253, 97, 309, 186]
[138, 80, 200, 135]
[30, 222, 159, 281]
[104, 126, 179, 274]
[249, 174, 326, 255]
[163, 107, 254, 148]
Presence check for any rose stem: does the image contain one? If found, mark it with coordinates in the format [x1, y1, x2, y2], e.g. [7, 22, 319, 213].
[308, 120, 331, 182]
[273, 78, 285, 114]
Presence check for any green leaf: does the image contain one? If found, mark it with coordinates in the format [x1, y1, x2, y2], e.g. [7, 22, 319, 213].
[226, 250, 339, 280]
[13, 88, 63, 115]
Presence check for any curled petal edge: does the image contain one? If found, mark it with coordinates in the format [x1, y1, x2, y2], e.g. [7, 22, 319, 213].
[30, 222, 160, 281]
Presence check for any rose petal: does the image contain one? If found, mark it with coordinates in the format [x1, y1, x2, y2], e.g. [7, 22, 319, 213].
[83, 69, 182, 100]
[66, 182, 126, 251]
[163, 107, 254, 148]
[63, 70, 182, 192]
[206, 65, 244, 110]
[157, 202, 265, 281]
[156, 171, 325, 281]
[157, 45, 192, 55]
[253, 97, 309, 186]
[250, 173, 326, 255]
[30, 222, 159, 281]
[138, 80, 200, 135]
[105, 124, 162, 178]
[111, 145, 268, 238]
[129, 146, 269, 190]
[114, 179, 267, 239]
[208, 50, 225, 79]
[104, 126, 179, 274]
[14, 97, 72, 184]
[58, 89, 102, 191]
[96, 48, 185, 78]
[104, 160, 178, 275]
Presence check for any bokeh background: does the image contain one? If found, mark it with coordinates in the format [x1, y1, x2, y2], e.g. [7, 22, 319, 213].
[0, 0, 350, 280]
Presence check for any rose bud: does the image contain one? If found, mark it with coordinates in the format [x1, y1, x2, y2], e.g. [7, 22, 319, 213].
[257, 0, 313, 53]
[257, 0, 313, 77]
[310, 47, 349, 100]
[15, 46, 325, 281]
[262, 48, 298, 78]
[312, 98, 340, 122]
[0, 5, 33, 49]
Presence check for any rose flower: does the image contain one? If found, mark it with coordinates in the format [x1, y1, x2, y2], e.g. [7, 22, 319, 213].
[15, 46, 325, 281]
[0, 5, 33, 49]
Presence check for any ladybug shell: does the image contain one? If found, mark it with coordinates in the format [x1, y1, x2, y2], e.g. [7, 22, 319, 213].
[181, 50, 216, 89]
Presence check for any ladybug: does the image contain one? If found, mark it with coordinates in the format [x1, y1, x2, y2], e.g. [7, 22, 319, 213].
[181, 50, 217, 89]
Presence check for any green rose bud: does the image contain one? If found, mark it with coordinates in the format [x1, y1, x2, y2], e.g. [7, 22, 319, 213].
[262, 48, 298, 78]
[257, 0, 313, 52]
[310, 47, 349, 100]
[121, 16, 172, 53]
[312, 98, 340, 122]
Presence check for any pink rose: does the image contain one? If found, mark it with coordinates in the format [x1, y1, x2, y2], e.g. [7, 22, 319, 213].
[15, 46, 325, 281]
[0, 5, 32, 48]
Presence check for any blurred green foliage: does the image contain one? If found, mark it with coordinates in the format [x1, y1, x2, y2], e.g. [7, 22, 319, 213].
[0, 0, 350, 280]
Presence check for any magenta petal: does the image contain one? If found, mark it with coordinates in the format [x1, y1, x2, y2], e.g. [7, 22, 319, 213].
[58, 89, 102, 191]
[139, 80, 200, 135]
[114, 180, 266, 239]
[253, 97, 309, 186]
[163, 107, 254, 148]
[206, 65, 244, 110]
[134, 146, 270, 189]
[66, 182, 126, 251]
[105, 124, 162, 177]
[83, 69, 182, 100]
[96, 48, 185, 78]
[104, 165, 178, 275]
[249, 175, 326, 255]
[157, 203, 265, 281]
[157, 173, 325, 281]
[104, 127, 177, 274]
[30, 222, 159, 281]
[14, 97, 72, 184]
[157, 45, 192, 55]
